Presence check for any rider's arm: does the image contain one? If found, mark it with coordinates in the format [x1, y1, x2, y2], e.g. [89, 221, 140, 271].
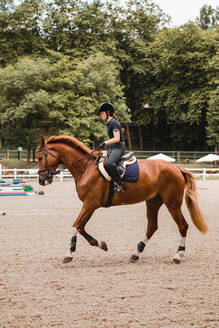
[105, 130, 120, 146]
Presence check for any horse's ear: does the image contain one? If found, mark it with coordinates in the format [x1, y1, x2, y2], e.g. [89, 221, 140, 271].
[40, 136, 45, 147]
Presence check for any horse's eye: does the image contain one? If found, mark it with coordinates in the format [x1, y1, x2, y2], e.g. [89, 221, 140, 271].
[38, 157, 42, 161]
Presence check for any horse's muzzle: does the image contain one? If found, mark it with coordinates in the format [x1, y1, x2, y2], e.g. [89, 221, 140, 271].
[38, 177, 44, 186]
[39, 173, 53, 186]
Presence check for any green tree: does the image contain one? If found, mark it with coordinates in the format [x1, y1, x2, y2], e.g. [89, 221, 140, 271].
[0, 57, 51, 159]
[206, 50, 219, 151]
[54, 52, 131, 145]
[0, 0, 14, 12]
[107, 0, 169, 115]
[206, 87, 219, 151]
[43, 0, 110, 57]
[0, 0, 46, 66]
[196, 4, 219, 30]
[0, 51, 130, 153]
[136, 23, 218, 150]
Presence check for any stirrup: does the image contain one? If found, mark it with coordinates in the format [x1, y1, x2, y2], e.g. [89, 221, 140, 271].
[114, 182, 124, 193]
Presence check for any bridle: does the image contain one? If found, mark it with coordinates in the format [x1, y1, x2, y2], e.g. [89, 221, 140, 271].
[38, 146, 64, 184]
[38, 146, 95, 185]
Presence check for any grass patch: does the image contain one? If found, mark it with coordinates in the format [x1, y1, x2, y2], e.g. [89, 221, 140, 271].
[0, 159, 38, 169]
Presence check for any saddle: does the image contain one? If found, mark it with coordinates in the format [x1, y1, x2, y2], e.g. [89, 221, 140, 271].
[98, 151, 137, 181]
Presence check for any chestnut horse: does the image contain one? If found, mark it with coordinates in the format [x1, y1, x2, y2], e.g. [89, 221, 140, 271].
[37, 136, 207, 264]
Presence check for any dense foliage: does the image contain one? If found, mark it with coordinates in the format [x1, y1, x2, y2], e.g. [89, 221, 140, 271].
[0, 0, 218, 155]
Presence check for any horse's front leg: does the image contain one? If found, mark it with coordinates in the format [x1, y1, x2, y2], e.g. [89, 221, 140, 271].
[79, 227, 108, 252]
[62, 205, 107, 264]
[62, 205, 93, 263]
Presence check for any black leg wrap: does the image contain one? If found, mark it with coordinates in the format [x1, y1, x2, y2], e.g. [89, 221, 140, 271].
[177, 246, 185, 252]
[89, 238, 98, 247]
[70, 236, 77, 252]
[85, 234, 98, 247]
[137, 241, 146, 253]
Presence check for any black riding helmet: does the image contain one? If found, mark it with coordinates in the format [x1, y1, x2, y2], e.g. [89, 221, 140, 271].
[98, 102, 115, 115]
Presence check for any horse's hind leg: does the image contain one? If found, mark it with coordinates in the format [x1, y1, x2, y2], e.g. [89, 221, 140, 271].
[166, 206, 188, 264]
[130, 195, 163, 263]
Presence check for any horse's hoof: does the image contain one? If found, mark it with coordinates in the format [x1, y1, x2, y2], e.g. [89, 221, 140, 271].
[129, 254, 139, 263]
[99, 241, 108, 251]
[62, 256, 73, 264]
[173, 258, 181, 264]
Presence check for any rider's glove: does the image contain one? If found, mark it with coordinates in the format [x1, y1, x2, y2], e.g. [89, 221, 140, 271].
[97, 141, 106, 150]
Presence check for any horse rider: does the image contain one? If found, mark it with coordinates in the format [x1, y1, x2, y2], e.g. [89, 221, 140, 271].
[98, 102, 125, 192]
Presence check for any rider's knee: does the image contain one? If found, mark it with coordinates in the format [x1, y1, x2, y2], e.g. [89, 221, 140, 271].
[105, 160, 114, 171]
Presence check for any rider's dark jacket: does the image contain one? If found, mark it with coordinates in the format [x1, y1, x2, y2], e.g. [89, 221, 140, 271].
[107, 118, 124, 149]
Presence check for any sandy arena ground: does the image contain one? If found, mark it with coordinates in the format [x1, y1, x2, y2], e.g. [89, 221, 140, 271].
[0, 179, 218, 328]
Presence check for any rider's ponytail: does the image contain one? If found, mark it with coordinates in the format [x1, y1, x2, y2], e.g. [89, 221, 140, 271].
[112, 114, 125, 134]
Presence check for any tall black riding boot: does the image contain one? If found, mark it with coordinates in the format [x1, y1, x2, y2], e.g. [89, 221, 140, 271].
[110, 163, 124, 192]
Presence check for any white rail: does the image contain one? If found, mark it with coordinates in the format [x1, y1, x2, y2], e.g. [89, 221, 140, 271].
[185, 168, 219, 180]
[0, 166, 72, 182]
[0, 165, 219, 181]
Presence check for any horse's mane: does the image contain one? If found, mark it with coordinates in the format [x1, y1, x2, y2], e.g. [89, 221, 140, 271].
[46, 136, 96, 157]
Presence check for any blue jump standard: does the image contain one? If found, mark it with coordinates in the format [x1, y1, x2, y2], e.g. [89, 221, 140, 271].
[0, 193, 28, 196]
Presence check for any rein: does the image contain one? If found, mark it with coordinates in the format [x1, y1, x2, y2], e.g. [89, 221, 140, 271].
[38, 146, 96, 184]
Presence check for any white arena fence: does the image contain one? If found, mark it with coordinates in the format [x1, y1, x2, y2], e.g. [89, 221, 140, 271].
[0, 165, 71, 182]
[0, 164, 219, 181]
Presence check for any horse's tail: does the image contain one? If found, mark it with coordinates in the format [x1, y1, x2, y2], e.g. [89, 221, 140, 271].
[180, 168, 208, 234]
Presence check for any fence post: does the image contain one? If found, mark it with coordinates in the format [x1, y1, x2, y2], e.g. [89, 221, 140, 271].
[14, 168, 17, 179]
[177, 151, 180, 162]
[0, 164, 2, 179]
[60, 171, 63, 182]
[203, 168, 206, 181]
[194, 151, 196, 160]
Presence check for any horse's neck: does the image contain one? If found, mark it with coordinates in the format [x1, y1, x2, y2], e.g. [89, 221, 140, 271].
[57, 145, 90, 180]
